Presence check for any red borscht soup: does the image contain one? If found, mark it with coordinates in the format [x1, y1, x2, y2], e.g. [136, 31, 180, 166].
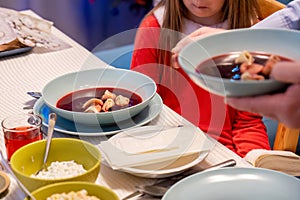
[56, 87, 142, 112]
[196, 51, 292, 81]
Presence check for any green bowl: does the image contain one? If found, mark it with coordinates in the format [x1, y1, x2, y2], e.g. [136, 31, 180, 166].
[24, 181, 119, 200]
[10, 138, 101, 192]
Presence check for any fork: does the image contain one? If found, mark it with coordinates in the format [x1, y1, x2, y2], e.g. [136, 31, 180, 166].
[121, 159, 236, 199]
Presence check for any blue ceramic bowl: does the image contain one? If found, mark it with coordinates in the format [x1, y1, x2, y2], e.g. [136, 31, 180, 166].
[42, 68, 156, 125]
[178, 28, 300, 97]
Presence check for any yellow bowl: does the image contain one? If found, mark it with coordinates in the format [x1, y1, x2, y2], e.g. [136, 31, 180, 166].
[10, 138, 101, 192]
[24, 181, 119, 200]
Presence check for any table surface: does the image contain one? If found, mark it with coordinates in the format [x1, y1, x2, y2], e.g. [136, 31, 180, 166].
[0, 10, 252, 200]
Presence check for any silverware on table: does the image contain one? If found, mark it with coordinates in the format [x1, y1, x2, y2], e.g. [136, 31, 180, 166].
[136, 185, 168, 198]
[121, 159, 236, 200]
[23, 105, 35, 110]
[23, 92, 42, 110]
[27, 92, 42, 99]
[34, 113, 56, 175]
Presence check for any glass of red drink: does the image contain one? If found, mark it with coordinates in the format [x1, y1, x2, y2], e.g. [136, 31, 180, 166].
[1, 113, 43, 160]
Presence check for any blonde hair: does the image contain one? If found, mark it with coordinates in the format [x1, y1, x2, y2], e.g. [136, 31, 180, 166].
[146, 0, 261, 66]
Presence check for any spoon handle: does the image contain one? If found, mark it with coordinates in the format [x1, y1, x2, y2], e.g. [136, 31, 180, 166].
[27, 92, 42, 99]
[43, 113, 56, 164]
[167, 158, 236, 182]
[201, 158, 236, 172]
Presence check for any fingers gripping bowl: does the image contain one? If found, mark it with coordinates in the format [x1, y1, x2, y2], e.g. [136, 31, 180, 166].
[42, 68, 157, 125]
[10, 138, 101, 192]
[178, 29, 300, 97]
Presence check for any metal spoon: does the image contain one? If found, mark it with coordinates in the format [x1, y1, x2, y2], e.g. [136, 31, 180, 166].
[35, 113, 56, 175]
[136, 185, 168, 197]
[122, 159, 236, 199]
[27, 92, 42, 99]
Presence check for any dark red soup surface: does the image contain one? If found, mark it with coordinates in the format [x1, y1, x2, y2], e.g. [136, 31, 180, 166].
[196, 52, 292, 80]
[56, 87, 142, 112]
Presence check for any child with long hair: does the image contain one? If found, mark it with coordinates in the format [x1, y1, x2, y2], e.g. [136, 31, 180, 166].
[130, 0, 270, 157]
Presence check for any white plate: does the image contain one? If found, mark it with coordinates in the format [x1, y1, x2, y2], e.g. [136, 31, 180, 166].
[33, 93, 163, 136]
[118, 152, 208, 178]
[106, 127, 210, 178]
[163, 167, 300, 200]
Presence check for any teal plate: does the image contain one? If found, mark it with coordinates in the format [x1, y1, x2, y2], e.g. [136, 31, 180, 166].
[33, 93, 163, 136]
[163, 167, 300, 200]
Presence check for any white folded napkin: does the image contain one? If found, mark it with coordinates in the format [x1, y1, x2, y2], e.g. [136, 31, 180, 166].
[99, 126, 212, 169]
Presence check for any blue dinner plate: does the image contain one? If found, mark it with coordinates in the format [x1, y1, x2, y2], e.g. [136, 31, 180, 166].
[33, 93, 163, 136]
[178, 28, 300, 97]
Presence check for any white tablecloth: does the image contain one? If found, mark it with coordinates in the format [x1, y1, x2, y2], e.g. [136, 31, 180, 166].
[0, 10, 252, 200]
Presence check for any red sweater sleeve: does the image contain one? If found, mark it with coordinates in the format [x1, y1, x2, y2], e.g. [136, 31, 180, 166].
[230, 108, 271, 157]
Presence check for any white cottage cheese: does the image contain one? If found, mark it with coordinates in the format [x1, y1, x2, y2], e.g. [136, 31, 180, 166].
[47, 189, 101, 200]
[31, 160, 87, 179]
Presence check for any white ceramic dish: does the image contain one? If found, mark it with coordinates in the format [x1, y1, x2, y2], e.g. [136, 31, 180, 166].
[178, 28, 300, 97]
[118, 152, 208, 178]
[105, 126, 210, 178]
[42, 68, 157, 125]
[33, 93, 163, 136]
[162, 167, 300, 200]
